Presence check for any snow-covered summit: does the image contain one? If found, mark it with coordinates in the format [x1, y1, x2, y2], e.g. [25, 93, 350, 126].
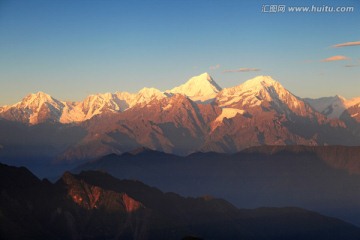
[304, 95, 360, 119]
[131, 87, 167, 107]
[217, 76, 285, 105]
[216, 76, 309, 116]
[0, 91, 66, 124]
[16, 91, 63, 110]
[241, 75, 279, 88]
[168, 72, 222, 102]
[78, 92, 127, 120]
[137, 87, 166, 100]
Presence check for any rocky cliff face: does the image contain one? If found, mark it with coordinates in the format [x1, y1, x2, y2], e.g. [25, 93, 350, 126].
[61, 171, 143, 212]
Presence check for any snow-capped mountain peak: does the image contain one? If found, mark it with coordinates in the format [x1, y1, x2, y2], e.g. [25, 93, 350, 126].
[216, 75, 310, 116]
[240, 76, 287, 98]
[345, 96, 360, 108]
[217, 76, 281, 98]
[17, 91, 62, 110]
[24, 91, 51, 100]
[137, 87, 164, 98]
[0, 91, 66, 124]
[242, 75, 278, 88]
[304, 95, 360, 119]
[336, 95, 347, 101]
[133, 87, 167, 106]
[168, 72, 222, 102]
[83, 93, 114, 103]
[217, 76, 285, 105]
[79, 92, 124, 120]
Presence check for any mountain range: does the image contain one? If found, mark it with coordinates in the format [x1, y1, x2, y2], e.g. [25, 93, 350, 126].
[0, 73, 360, 124]
[75, 145, 360, 226]
[2, 162, 360, 240]
[2, 73, 360, 125]
[1, 73, 360, 171]
[0, 73, 220, 124]
[2, 73, 360, 237]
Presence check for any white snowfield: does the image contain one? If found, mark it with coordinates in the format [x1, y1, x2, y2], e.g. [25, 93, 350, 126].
[215, 108, 245, 123]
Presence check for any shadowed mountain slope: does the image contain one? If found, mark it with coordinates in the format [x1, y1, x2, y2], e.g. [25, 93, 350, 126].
[76, 146, 360, 226]
[2, 162, 360, 239]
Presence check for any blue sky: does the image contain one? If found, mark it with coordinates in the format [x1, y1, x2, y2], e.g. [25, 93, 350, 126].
[0, 0, 359, 105]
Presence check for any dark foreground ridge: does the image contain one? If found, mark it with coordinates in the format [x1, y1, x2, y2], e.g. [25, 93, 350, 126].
[76, 145, 360, 226]
[1, 162, 360, 240]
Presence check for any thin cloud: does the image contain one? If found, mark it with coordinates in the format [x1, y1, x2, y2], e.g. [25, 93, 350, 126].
[321, 55, 349, 62]
[332, 41, 360, 48]
[345, 60, 360, 67]
[345, 64, 359, 68]
[209, 64, 220, 70]
[223, 68, 261, 73]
